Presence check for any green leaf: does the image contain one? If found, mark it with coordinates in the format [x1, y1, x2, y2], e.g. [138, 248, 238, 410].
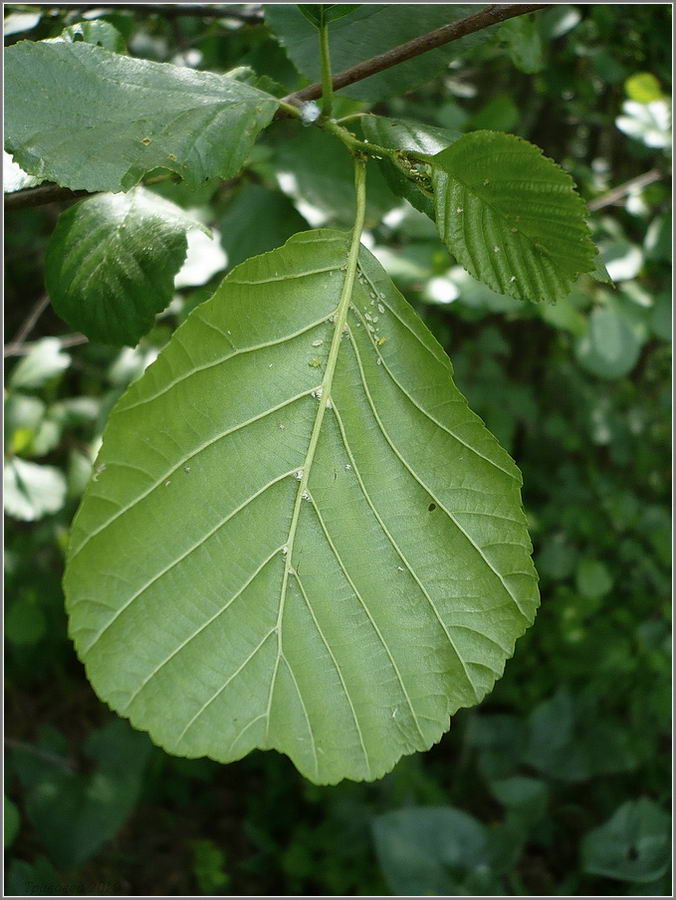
[362, 115, 458, 218]
[4, 796, 20, 848]
[273, 127, 396, 227]
[8, 338, 71, 391]
[625, 72, 664, 104]
[296, 5, 361, 28]
[45, 188, 207, 346]
[432, 131, 598, 303]
[498, 15, 544, 74]
[575, 304, 642, 380]
[47, 19, 127, 53]
[12, 721, 152, 868]
[266, 5, 497, 101]
[219, 183, 307, 270]
[5, 40, 278, 193]
[65, 228, 538, 786]
[582, 798, 671, 883]
[4, 457, 67, 521]
[575, 558, 613, 599]
[372, 807, 500, 895]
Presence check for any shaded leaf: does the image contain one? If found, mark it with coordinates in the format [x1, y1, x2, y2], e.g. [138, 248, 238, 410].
[45, 188, 207, 346]
[5, 40, 278, 192]
[296, 4, 361, 28]
[266, 5, 497, 101]
[4, 796, 20, 848]
[582, 798, 671, 883]
[575, 304, 643, 380]
[362, 115, 457, 218]
[432, 131, 598, 303]
[219, 183, 307, 269]
[65, 229, 538, 785]
[372, 806, 500, 895]
[499, 15, 544, 74]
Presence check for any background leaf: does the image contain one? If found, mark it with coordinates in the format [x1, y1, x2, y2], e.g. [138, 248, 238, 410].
[498, 14, 544, 74]
[4, 457, 67, 521]
[266, 5, 497, 101]
[45, 188, 207, 346]
[432, 131, 598, 302]
[65, 229, 537, 785]
[4, 40, 278, 192]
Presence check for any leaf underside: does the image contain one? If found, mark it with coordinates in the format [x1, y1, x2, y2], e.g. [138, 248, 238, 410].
[433, 131, 598, 303]
[65, 230, 538, 785]
[4, 40, 278, 192]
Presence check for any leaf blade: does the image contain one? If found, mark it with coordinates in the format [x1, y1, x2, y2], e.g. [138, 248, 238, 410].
[432, 130, 598, 302]
[5, 40, 278, 192]
[65, 229, 538, 785]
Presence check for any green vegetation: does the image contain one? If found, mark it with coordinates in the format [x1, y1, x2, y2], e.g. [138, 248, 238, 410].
[4, 3, 671, 895]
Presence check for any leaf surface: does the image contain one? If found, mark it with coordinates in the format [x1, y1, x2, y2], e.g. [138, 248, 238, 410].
[65, 229, 538, 785]
[5, 40, 278, 192]
[266, 5, 496, 101]
[45, 187, 207, 346]
[432, 131, 598, 302]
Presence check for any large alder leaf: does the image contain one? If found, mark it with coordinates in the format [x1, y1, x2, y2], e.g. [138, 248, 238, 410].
[65, 229, 538, 785]
[45, 188, 208, 346]
[4, 40, 278, 193]
[265, 5, 496, 101]
[432, 131, 598, 303]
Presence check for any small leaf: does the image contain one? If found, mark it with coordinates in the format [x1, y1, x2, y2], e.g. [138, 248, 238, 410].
[8, 338, 70, 391]
[5, 40, 278, 192]
[498, 15, 544, 74]
[45, 188, 207, 346]
[4, 457, 67, 521]
[65, 230, 538, 785]
[582, 798, 671, 883]
[432, 131, 598, 303]
[575, 304, 643, 380]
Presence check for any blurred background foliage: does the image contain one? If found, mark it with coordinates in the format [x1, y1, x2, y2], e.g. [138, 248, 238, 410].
[4, 3, 672, 896]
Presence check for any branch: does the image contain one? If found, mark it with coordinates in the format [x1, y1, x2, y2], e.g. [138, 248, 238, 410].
[5, 183, 90, 211]
[4, 332, 89, 358]
[282, 4, 551, 107]
[587, 168, 665, 212]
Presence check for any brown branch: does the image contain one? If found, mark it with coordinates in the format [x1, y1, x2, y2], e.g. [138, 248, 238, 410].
[4, 332, 89, 358]
[5, 183, 90, 210]
[282, 4, 551, 107]
[9, 293, 51, 347]
[587, 168, 665, 211]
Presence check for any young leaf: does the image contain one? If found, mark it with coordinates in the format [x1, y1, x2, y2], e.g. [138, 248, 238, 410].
[266, 5, 497, 101]
[47, 19, 128, 53]
[5, 41, 278, 193]
[44, 187, 209, 346]
[362, 115, 458, 218]
[432, 131, 598, 303]
[65, 228, 538, 786]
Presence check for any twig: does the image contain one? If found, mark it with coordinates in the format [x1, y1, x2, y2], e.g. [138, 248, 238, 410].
[5, 736, 77, 773]
[5, 184, 90, 210]
[282, 4, 550, 107]
[4, 332, 89, 358]
[9, 294, 51, 347]
[587, 168, 665, 211]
